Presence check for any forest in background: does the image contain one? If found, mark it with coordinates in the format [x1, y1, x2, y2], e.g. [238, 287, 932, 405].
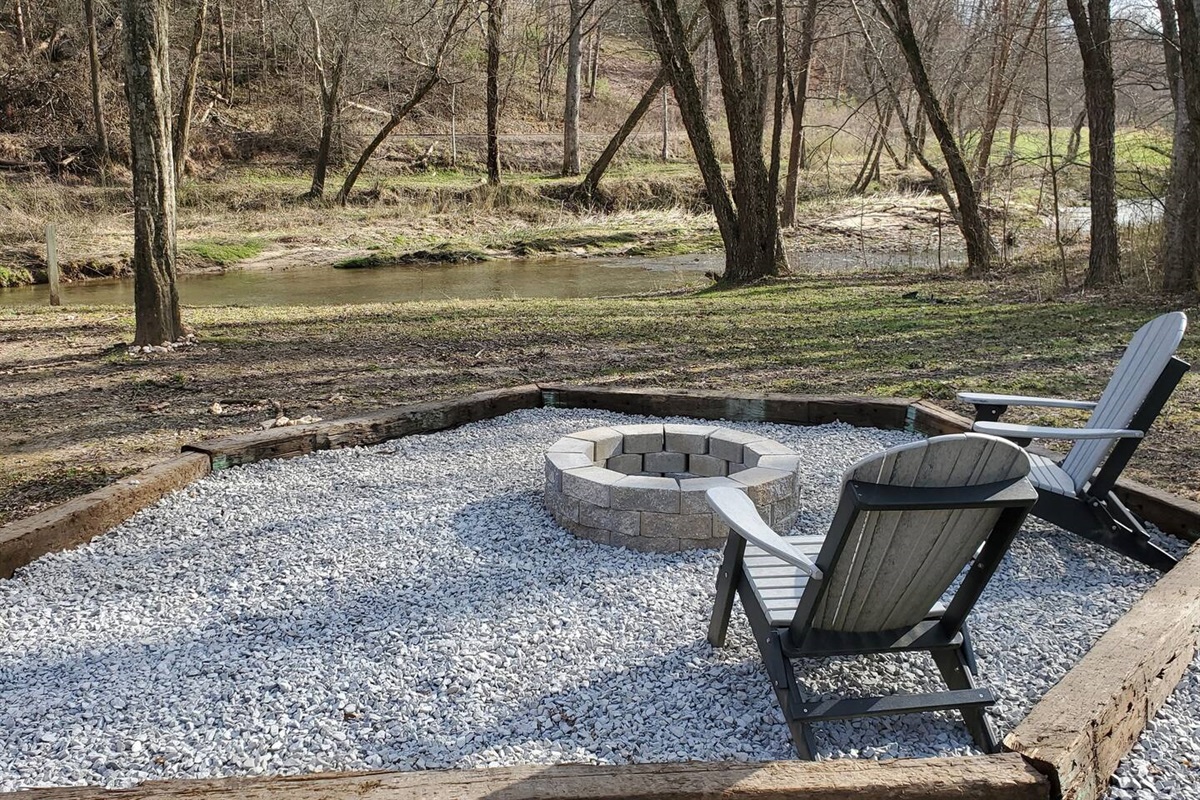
[0, 0, 1194, 294]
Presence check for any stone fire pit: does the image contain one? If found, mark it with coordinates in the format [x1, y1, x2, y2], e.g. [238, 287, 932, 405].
[544, 424, 803, 552]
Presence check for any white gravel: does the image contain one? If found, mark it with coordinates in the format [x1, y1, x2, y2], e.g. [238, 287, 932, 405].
[0, 408, 1175, 791]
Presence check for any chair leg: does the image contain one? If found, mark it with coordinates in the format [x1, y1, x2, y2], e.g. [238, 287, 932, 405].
[707, 535, 745, 648]
[932, 645, 1000, 753]
[1097, 493, 1178, 572]
[755, 630, 817, 760]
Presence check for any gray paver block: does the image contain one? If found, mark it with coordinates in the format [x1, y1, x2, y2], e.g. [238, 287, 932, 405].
[643, 451, 687, 474]
[731, 467, 795, 504]
[570, 427, 624, 461]
[663, 423, 717, 454]
[611, 475, 680, 513]
[678, 476, 740, 514]
[606, 453, 644, 475]
[708, 429, 767, 463]
[641, 511, 714, 539]
[547, 436, 595, 460]
[562, 466, 624, 507]
[743, 440, 798, 467]
[755, 454, 802, 473]
[613, 423, 665, 454]
[579, 502, 641, 537]
[544, 488, 580, 524]
[563, 519, 611, 545]
[688, 453, 728, 477]
[545, 452, 593, 490]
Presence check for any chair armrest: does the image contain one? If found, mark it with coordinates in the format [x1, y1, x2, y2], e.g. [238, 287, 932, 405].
[957, 392, 1097, 411]
[706, 487, 823, 579]
[972, 421, 1143, 440]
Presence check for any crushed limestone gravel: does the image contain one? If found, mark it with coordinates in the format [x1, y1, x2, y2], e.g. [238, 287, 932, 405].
[0, 408, 1176, 793]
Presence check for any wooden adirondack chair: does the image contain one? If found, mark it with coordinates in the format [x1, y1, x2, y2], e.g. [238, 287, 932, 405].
[958, 312, 1189, 572]
[706, 434, 1037, 759]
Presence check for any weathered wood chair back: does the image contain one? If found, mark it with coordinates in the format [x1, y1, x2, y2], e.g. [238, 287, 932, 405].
[808, 435, 1030, 634]
[1060, 312, 1187, 492]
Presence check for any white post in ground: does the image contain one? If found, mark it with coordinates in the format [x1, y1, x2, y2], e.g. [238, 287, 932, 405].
[450, 85, 457, 168]
[46, 223, 61, 307]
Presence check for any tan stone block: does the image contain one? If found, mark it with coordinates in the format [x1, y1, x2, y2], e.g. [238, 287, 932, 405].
[664, 423, 717, 454]
[611, 475, 680, 513]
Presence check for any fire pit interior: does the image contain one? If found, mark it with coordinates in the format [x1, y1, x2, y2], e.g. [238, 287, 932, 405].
[544, 423, 802, 552]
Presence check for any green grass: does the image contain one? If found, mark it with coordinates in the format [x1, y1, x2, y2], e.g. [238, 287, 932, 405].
[180, 238, 267, 266]
[0, 265, 33, 288]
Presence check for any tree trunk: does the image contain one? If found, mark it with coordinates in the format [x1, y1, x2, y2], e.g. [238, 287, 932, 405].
[780, 0, 819, 227]
[337, 72, 441, 203]
[574, 70, 668, 201]
[1064, 109, 1086, 164]
[1162, 0, 1200, 293]
[174, 0, 208, 182]
[639, 0, 788, 285]
[217, 0, 231, 102]
[14, 0, 28, 52]
[1066, 0, 1121, 287]
[486, 0, 503, 185]
[309, 66, 341, 199]
[586, 21, 601, 100]
[122, 0, 184, 346]
[562, 0, 583, 176]
[877, 0, 996, 275]
[84, 0, 111, 169]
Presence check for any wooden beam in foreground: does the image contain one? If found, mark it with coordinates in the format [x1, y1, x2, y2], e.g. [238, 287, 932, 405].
[16, 755, 1048, 800]
[0, 453, 210, 579]
[1006, 542, 1200, 800]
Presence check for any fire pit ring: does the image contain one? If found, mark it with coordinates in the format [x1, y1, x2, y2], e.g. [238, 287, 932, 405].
[544, 424, 802, 552]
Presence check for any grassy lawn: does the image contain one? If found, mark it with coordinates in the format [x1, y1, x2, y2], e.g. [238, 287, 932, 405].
[2, 270, 1197, 526]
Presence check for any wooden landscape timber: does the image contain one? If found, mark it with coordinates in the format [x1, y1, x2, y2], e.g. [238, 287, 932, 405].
[1005, 542, 1200, 800]
[2, 384, 1200, 800]
[0, 453, 210, 579]
[16, 755, 1049, 800]
[182, 384, 543, 470]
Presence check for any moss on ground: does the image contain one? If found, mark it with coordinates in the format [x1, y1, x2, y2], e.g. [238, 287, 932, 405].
[181, 238, 267, 267]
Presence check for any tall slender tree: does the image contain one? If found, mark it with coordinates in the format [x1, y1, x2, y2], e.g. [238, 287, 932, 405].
[1065, 0, 1121, 286]
[174, 0, 209, 182]
[485, 0, 504, 185]
[123, 0, 185, 345]
[84, 0, 111, 172]
[562, 0, 584, 175]
[638, 0, 789, 284]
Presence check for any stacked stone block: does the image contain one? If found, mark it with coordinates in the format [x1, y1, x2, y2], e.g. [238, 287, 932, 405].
[543, 424, 803, 553]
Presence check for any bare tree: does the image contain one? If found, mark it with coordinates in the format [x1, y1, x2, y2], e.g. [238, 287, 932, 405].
[297, 0, 359, 199]
[1065, 0, 1121, 286]
[336, 1, 470, 203]
[486, 0, 504, 185]
[638, 0, 789, 285]
[780, 0, 819, 227]
[174, 0, 209, 182]
[1160, 0, 1200, 293]
[562, 0, 585, 175]
[122, 0, 185, 345]
[83, 0, 111, 170]
[870, 0, 997, 275]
